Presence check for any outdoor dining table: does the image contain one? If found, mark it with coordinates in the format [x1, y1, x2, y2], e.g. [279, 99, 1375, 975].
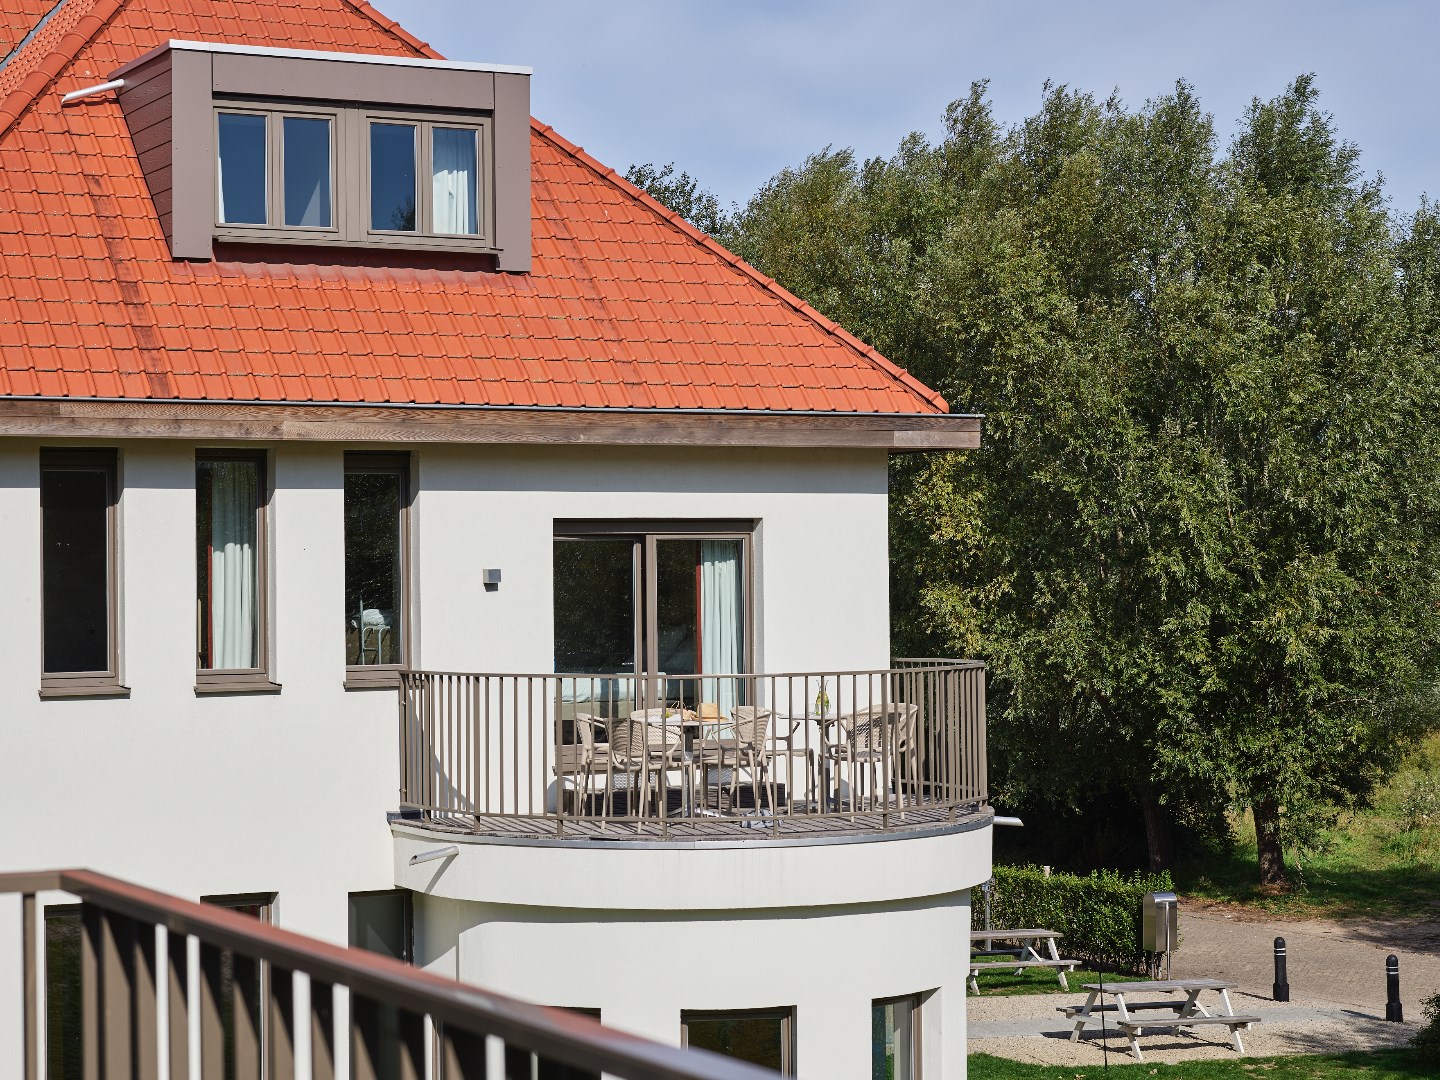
[1060, 977, 1261, 1061]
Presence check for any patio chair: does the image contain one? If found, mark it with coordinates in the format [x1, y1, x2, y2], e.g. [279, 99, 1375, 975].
[551, 712, 605, 815]
[823, 703, 918, 811]
[603, 709, 687, 817]
[695, 706, 773, 813]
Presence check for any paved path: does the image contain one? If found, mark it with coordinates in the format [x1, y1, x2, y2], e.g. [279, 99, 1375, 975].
[1172, 909, 1440, 1020]
[968, 908, 1440, 1065]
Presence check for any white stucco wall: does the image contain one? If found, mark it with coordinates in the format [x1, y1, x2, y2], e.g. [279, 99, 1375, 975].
[0, 438, 898, 1068]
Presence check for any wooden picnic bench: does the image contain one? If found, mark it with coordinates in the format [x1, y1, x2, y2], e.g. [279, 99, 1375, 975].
[1060, 978, 1261, 1061]
[968, 929, 1078, 994]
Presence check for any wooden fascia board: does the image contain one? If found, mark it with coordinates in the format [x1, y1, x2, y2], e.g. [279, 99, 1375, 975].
[0, 400, 981, 451]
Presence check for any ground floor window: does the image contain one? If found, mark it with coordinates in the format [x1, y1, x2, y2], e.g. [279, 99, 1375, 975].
[44, 906, 81, 1080]
[201, 893, 275, 1080]
[682, 1007, 794, 1075]
[348, 889, 413, 963]
[872, 994, 921, 1080]
[504, 1008, 601, 1080]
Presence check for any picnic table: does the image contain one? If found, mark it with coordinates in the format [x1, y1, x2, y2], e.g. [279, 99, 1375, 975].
[1058, 978, 1262, 1061]
[968, 929, 1078, 994]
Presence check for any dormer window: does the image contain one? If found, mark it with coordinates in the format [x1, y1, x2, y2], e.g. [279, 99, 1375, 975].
[114, 41, 531, 269]
[216, 108, 334, 230]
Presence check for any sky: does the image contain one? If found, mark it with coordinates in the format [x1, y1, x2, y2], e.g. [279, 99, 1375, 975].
[381, 1, 1439, 215]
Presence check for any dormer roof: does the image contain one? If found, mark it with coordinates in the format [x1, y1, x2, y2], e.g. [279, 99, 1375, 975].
[0, 0, 970, 443]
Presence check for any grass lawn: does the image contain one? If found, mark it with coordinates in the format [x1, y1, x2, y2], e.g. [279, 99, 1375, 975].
[969, 967, 1125, 996]
[969, 1049, 1432, 1079]
[1171, 733, 1440, 921]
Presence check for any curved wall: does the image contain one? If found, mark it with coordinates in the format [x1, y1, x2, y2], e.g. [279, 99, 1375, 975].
[398, 818, 992, 1079]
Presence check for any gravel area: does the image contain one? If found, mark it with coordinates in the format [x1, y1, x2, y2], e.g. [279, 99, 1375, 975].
[968, 909, 1437, 1065]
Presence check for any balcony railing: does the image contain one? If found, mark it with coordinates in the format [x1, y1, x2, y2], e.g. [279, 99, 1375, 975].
[4, 869, 780, 1080]
[398, 659, 986, 838]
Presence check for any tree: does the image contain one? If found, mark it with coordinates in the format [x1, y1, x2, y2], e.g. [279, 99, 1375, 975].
[623, 162, 731, 237]
[700, 78, 1440, 885]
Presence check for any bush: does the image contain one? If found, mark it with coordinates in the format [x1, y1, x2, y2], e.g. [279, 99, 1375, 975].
[986, 865, 1175, 973]
[1414, 993, 1440, 1061]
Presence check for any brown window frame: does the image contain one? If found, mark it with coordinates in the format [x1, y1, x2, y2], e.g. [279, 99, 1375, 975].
[344, 452, 413, 689]
[213, 103, 342, 240]
[872, 993, 923, 1080]
[680, 1007, 795, 1076]
[211, 100, 495, 253]
[39, 449, 126, 699]
[195, 450, 278, 694]
[362, 109, 494, 244]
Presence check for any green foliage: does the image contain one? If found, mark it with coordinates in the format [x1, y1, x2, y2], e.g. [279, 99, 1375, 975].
[623, 162, 731, 237]
[717, 76, 1440, 884]
[1414, 993, 1440, 1062]
[988, 865, 1173, 972]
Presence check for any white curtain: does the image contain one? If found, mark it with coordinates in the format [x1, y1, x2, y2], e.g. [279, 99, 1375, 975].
[432, 127, 477, 235]
[700, 540, 743, 714]
[209, 462, 258, 669]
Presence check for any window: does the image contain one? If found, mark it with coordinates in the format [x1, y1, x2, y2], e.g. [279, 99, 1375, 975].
[200, 894, 275, 1080]
[348, 890, 412, 963]
[872, 995, 921, 1080]
[216, 107, 336, 231]
[345, 454, 410, 684]
[212, 103, 491, 249]
[681, 1008, 794, 1076]
[196, 452, 274, 691]
[45, 906, 81, 1080]
[40, 450, 121, 695]
[367, 116, 483, 237]
[553, 522, 751, 714]
[504, 1008, 601, 1080]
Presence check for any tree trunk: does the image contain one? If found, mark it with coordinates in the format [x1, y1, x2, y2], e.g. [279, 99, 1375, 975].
[1253, 796, 1288, 889]
[1141, 791, 1172, 872]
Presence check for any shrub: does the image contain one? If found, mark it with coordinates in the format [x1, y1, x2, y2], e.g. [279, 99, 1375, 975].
[986, 865, 1175, 973]
[1414, 993, 1440, 1061]
[1395, 771, 1440, 832]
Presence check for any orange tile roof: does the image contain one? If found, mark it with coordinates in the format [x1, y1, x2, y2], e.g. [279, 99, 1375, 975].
[0, 0, 949, 415]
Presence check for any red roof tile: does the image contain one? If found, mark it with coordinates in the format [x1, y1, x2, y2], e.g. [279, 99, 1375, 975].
[0, 0, 948, 415]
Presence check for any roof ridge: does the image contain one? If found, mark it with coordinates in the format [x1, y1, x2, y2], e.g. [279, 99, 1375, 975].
[527, 119, 950, 415]
[0, 0, 437, 141]
[0, 0, 123, 138]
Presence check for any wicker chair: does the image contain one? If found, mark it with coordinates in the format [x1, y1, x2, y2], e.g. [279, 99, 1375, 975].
[603, 709, 687, 817]
[695, 706, 773, 813]
[823, 703, 918, 811]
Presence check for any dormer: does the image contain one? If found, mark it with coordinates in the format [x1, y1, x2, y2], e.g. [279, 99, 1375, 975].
[111, 41, 532, 270]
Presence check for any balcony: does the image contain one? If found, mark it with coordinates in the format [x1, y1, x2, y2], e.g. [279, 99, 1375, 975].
[397, 659, 987, 842]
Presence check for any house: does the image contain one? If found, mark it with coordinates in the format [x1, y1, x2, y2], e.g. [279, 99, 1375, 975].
[0, 1, 992, 1077]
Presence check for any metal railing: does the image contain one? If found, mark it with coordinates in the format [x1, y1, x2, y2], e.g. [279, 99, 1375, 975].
[5, 868, 781, 1080]
[399, 660, 986, 837]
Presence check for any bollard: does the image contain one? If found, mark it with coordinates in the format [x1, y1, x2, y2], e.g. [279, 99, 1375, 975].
[1385, 954, 1403, 1022]
[1272, 937, 1289, 1002]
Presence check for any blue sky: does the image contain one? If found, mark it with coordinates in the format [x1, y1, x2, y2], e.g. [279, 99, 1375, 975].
[382, 1, 1437, 215]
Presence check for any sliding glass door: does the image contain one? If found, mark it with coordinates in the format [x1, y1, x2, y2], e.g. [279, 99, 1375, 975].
[554, 524, 750, 713]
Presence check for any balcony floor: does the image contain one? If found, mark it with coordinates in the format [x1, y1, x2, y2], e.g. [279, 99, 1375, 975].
[399, 802, 988, 844]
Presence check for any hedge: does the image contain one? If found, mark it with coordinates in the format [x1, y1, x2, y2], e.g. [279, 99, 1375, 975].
[983, 865, 1175, 973]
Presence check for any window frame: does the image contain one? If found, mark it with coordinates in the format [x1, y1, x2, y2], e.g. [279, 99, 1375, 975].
[872, 993, 923, 1080]
[348, 888, 414, 964]
[210, 100, 495, 252]
[214, 102, 342, 240]
[680, 1007, 795, 1076]
[552, 520, 756, 678]
[39, 448, 124, 698]
[195, 449, 278, 694]
[344, 452, 413, 689]
[362, 108, 493, 244]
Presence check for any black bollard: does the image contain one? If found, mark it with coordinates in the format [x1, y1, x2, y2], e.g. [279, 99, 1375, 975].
[1386, 954, 1403, 1022]
[1272, 937, 1289, 1002]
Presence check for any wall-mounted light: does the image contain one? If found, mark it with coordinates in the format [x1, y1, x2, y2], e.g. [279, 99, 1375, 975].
[482, 569, 501, 591]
